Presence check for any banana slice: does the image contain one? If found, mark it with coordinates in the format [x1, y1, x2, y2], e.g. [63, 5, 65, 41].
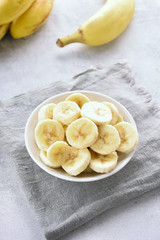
[90, 124, 120, 155]
[62, 147, 91, 176]
[53, 101, 80, 125]
[38, 103, 56, 121]
[65, 93, 90, 108]
[47, 141, 70, 167]
[115, 122, 138, 153]
[102, 102, 119, 125]
[66, 118, 98, 148]
[35, 119, 64, 151]
[40, 150, 60, 168]
[81, 101, 112, 125]
[115, 114, 124, 124]
[89, 150, 118, 173]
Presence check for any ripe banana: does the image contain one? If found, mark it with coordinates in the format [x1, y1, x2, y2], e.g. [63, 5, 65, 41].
[53, 101, 80, 125]
[62, 147, 91, 176]
[81, 101, 112, 125]
[102, 102, 119, 125]
[57, 0, 135, 47]
[10, 0, 54, 39]
[40, 150, 59, 168]
[65, 93, 90, 108]
[89, 150, 118, 173]
[38, 103, 56, 121]
[35, 119, 64, 150]
[115, 122, 138, 153]
[47, 141, 70, 167]
[0, 0, 35, 25]
[0, 23, 10, 40]
[66, 118, 98, 148]
[90, 124, 120, 155]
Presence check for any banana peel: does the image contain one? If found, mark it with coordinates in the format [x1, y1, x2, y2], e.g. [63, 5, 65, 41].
[57, 0, 135, 47]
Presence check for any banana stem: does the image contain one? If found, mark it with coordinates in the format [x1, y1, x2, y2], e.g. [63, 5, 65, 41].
[56, 30, 84, 47]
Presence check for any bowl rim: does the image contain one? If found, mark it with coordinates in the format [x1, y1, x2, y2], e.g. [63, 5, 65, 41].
[25, 90, 137, 182]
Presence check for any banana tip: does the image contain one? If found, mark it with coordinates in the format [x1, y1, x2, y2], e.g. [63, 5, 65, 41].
[56, 38, 64, 48]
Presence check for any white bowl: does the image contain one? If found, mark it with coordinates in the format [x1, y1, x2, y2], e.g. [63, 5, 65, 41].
[25, 91, 137, 182]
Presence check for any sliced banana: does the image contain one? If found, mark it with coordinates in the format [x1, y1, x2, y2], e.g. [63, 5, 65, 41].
[47, 141, 70, 167]
[62, 147, 91, 176]
[115, 122, 138, 153]
[90, 124, 120, 155]
[65, 93, 90, 108]
[89, 150, 118, 173]
[35, 95, 138, 176]
[40, 150, 60, 168]
[102, 102, 119, 125]
[115, 114, 124, 124]
[81, 101, 112, 125]
[66, 118, 98, 148]
[53, 101, 80, 125]
[38, 103, 56, 121]
[35, 119, 64, 151]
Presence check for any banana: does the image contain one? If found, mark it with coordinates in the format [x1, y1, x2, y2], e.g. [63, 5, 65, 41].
[65, 93, 90, 108]
[0, 23, 10, 40]
[115, 114, 124, 124]
[0, 0, 35, 25]
[115, 122, 138, 153]
[35, 119, 64, 151]
[47, 141, 70, 167]
[38, 103, 56, 121]
[89, 150, 118, 173]
[10, 0, 54, 39]
[53, 101, 80, 125]
[62, 147, 91, 176]
[102, 102, 119, 125]
[66, 118, 98, 148]
[90, 124, 120, 155]
[81, 101, 112, 125]
[57, 0, 135, 47]
[40, 150, 60, 168]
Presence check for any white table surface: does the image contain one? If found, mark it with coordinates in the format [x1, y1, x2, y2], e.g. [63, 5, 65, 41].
[0, 0, 160, 239]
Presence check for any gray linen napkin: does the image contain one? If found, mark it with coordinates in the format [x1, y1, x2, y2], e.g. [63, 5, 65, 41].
[0, 62, 160, 240]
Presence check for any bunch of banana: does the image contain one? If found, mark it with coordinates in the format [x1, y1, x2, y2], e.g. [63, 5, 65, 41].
[35, 93, 139, 176]
[57, 0, 135, 47]
[0, 0, 54, 40]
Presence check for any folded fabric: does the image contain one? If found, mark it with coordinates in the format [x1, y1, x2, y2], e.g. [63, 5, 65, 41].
[0, 62, 160, 240]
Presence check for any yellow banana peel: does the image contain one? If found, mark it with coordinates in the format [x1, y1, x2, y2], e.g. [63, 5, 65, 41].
[57, 0, 135, 47]
[0, 0, 35, 25]
[10, 0, 54, 39]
